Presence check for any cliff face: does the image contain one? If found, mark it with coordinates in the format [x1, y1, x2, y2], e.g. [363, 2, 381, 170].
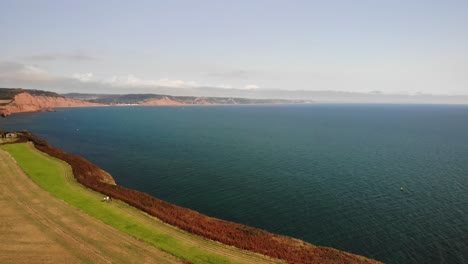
[15, 131, 116, 185]
[0, 92, 102, 116]
[140, 96, 185, 106]
[65, 92, 309, 105]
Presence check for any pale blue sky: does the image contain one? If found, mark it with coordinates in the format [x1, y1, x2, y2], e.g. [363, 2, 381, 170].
[1, 0, 467, 95]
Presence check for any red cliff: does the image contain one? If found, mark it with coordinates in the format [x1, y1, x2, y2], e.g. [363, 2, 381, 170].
[0, 92, 103, 116]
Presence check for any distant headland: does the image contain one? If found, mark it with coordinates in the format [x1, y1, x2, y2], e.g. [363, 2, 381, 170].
[0, 88, 312, 116]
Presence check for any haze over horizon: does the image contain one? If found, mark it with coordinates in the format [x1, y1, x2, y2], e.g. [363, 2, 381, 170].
[1, 1, 467, 100]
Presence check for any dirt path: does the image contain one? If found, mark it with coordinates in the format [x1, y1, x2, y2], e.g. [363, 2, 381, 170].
[0, 149, 183, 264]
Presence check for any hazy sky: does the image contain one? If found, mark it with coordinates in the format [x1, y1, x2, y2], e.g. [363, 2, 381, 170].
[1, 0, 467, 95]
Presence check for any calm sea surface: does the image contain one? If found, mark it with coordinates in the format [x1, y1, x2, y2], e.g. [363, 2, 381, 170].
[1, 104, 467, 263]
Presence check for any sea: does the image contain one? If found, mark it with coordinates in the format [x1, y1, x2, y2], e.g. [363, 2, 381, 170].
[1, 104, 467, 263]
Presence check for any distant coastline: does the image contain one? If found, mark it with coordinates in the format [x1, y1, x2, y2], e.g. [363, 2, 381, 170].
[0, 88, 312, 117]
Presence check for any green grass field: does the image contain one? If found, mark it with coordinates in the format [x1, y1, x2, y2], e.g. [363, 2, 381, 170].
[1, 143, 279, 264]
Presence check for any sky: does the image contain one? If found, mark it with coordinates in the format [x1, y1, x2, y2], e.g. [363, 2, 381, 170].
[1, 0, 467, 96]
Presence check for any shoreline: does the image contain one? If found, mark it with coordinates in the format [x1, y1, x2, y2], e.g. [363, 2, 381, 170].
[5, 131, 380, 264]
[0, 88, 313, 117]
[2, 102, 316, 117]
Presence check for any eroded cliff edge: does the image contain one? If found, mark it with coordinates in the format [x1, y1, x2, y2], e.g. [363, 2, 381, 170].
[0, 89, 102, 116]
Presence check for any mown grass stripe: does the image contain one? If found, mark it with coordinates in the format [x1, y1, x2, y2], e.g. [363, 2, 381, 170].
[1, 143, 279, 264]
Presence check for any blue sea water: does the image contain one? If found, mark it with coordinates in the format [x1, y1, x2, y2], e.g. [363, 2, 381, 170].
[1, 104, 468, 263]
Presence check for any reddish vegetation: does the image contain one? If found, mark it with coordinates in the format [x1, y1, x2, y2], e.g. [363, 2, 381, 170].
[17, 132, 380, 264]
[0, 92, 102, 116]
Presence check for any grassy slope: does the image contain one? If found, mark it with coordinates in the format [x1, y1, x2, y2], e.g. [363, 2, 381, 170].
[1, 143, 280, 264]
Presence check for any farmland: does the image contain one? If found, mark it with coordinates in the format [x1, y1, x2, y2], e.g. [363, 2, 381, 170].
[0, 143, 281, 264]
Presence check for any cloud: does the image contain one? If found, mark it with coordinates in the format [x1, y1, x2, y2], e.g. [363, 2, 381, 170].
[0, 61, 25, 72]
[72, 72, 94, 82]
[0, 62, 257, 94]
[22, 52, 93, 61]
[0, 61, 55, 83]
[1, 61, 467, 103]
[0, 62, 200, 89]
[22, 55, 56, 61]
[209, 70, 252, 79]
[243, 84, 259, 89]
[105, 75, 199, 88]
[0, 61, 263, 94]
[215, 84, 233, 89]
